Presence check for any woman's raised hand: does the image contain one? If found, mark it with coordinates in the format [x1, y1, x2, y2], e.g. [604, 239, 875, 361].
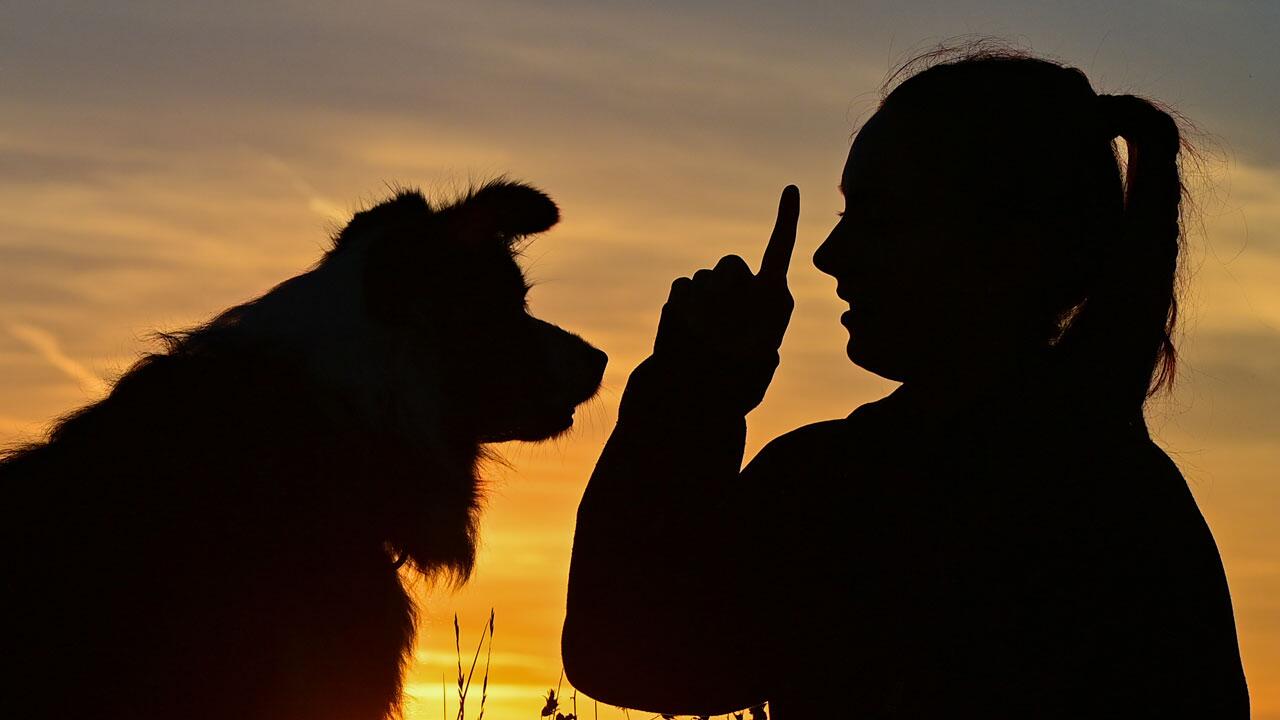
[652, 185, 800, 414]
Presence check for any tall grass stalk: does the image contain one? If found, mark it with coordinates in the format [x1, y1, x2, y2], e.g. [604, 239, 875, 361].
[477, 610, 495, 720]
[453, 611, 495, 720]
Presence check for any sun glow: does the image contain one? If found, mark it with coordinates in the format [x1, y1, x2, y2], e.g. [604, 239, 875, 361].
[1, 3, 1277, 718]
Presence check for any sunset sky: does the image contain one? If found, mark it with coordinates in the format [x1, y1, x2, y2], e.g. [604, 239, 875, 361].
[2, 2, 1278, 718]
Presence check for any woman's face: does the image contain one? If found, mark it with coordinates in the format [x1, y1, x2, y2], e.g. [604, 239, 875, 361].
[813, 104, 1017, 383]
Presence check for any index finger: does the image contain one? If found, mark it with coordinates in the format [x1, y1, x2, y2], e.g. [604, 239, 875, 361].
[758, 184, 800, 286]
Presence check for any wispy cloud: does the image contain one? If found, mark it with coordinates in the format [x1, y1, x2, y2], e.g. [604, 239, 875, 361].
[6, 322, 109, 397]
[412, 649, 544, 671]
[256, 150, 350, 223]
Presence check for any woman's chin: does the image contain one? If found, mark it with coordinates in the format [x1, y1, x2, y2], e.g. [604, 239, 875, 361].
[847, 340, 908, 383]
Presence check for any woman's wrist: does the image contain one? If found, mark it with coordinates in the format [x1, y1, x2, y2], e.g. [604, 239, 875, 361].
[618, 352, 776, 425]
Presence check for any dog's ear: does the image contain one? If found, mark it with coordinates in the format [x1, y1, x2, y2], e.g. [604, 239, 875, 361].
[451, 180, 560, 243]
[331, 190, 434, 253]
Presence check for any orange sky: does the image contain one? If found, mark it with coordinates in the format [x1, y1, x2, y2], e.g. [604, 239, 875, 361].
[2, 3, 1278, 718]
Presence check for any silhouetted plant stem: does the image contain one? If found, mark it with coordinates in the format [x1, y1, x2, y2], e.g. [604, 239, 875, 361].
[455, 615, 463, 718]
[454, 612, 492, 720]
[477, 610, 495, 720]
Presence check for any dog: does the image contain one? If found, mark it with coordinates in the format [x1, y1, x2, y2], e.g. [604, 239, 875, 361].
[0, 180, 607, 720]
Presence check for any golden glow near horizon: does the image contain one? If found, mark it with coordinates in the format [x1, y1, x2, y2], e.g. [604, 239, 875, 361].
[2, 3, 1278, 718]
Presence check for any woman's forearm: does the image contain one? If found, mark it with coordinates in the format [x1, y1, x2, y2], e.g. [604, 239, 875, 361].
[563, 355, 768, 712]
[570, 354, 749, 591]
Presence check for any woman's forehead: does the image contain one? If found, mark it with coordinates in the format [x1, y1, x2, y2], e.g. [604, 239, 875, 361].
[843, 101, 999, 200]
[842, 107, 919, 193]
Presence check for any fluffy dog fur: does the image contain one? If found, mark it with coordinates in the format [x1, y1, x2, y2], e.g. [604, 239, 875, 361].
[0, 180, 606, 720]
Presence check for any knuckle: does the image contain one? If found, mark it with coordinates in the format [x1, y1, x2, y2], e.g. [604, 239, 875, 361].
[667, 278, 692, 302]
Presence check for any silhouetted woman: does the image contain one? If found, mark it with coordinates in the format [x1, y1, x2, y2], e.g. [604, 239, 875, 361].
[563, 49, 1250, 718]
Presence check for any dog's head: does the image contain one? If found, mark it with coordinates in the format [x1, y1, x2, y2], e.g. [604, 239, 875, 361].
[321, 180, 607, 444]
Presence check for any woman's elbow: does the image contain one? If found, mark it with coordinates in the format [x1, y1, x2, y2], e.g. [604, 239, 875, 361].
[561, 608, 670, 709]
[561, 613, 764, 716]
[561, 614, 634, 708]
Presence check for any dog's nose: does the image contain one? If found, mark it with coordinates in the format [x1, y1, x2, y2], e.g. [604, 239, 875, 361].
[588, 347, 608, 382]
[568, 345, 607, 401]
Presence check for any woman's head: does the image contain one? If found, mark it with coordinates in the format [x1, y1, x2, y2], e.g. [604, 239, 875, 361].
[814, 47, 1185, 415]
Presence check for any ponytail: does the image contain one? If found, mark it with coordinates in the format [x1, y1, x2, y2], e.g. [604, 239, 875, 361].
[1056, 93, 1184, 416]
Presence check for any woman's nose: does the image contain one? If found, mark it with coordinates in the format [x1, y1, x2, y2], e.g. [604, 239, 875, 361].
[813, 223, 847, 278]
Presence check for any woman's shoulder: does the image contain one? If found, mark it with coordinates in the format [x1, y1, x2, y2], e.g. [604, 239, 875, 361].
[752, 419, 849, 459]
[744, 409, 891, 477]
[745, 387, 917, 467]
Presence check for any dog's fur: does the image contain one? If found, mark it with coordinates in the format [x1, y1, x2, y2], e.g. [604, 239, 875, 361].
[0, 180, 606, 720]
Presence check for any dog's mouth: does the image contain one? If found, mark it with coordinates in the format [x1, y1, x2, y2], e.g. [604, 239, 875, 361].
[474, 351, 606, 444]
[477, 401, 584, 444]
